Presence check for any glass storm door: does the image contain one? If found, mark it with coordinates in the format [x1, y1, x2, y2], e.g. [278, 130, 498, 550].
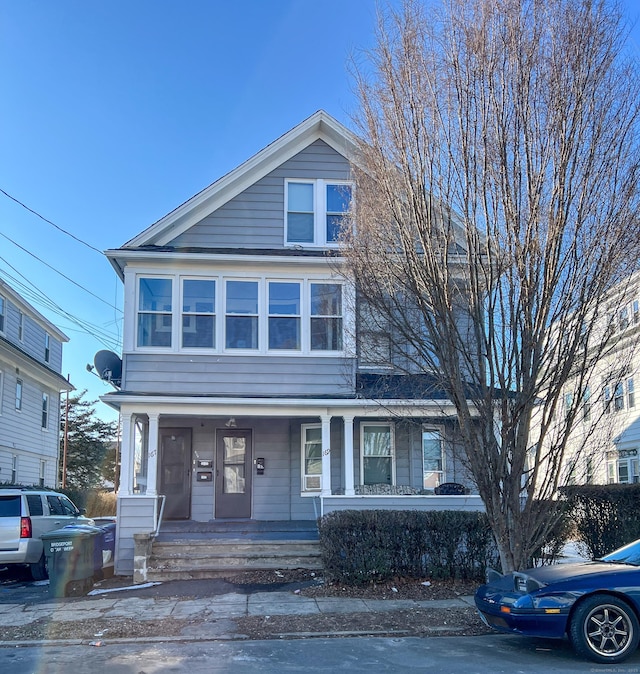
[159, 428, 192, 519]
[215, 429, 252, 518]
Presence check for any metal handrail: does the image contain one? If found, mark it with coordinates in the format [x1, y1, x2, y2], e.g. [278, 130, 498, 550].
[152, 494, 166, 538]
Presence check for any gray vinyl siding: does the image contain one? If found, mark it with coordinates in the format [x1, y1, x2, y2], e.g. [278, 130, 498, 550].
[2, 295, 64, 372]
[116, 496, 157, 574]
[169, 140, 352, 249]
[123, 353, 355, 397]
[0, 364, 61, 487]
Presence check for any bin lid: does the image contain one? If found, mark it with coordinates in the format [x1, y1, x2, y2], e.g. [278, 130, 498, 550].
[42, 525, 101, 539]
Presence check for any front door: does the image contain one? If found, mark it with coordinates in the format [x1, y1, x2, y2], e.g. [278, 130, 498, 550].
[215, 429, 252, 518]
[159, 428, 192, 519]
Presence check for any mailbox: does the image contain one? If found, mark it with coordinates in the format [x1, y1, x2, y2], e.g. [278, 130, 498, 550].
[256, 457, 265, 475]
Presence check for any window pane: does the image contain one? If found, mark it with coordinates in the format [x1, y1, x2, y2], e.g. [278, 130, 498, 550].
[287, 213, 314, 243]
[183, 279, 215, 313]
[138, 313, 172, 347]
[326, 184, 352, 213]
[311, 317, 342, 350]
[269, 317, 300, 349]
[227, 281, 258, 314]
[226, 316, 258, 349]
[269, 283, 300, 315]
[326, 214, 346, 242]
[182, 315, 215, 348]
[619, 462, 629, 483]
[288, 182, 313, 211]
[363, 425, 391, 456]
[363, 457, 392, 485]
[139, 278, 172, 311]
[311, 284, 341, 316]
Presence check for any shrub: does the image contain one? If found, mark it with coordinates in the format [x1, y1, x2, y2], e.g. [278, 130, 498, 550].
[563, 484, 640, 558]
[317, 509, 498, 585]
[59, 487, 117, 518]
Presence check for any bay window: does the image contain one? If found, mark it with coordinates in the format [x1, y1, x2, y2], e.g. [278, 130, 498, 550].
[225, 280, 259, 349]
[269, 282, 301, 350]
[182, 279, 215, 348]
[137, 278, 173, 347]
[311, 283, 342, 351]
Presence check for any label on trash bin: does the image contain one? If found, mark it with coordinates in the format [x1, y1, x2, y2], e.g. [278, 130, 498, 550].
[49, 540, 73, 552]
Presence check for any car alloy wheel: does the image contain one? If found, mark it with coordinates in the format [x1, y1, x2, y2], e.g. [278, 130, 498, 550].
[570, 594, 640, 664]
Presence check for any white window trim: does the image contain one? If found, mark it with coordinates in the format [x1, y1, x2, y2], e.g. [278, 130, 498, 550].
[284, 178, 353, 248]
[11, 454, 17, 483]
[359, 421, 396, 486]
[17, 311, 24, 342]
[0, 370, 3, 415]
[0, 294, 5, 334]
[44, 333, 51, 363]
[133, 273, 346, 357]
[300, 423, 322, 495]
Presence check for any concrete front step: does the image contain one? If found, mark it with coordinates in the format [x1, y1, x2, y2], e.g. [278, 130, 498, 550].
[146, 538, 322, 581]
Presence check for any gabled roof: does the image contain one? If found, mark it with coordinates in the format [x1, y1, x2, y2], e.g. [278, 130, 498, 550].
[121, 110, 360, 251]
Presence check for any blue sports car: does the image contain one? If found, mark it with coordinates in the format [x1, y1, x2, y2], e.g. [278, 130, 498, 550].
[475, 539, 640, 663]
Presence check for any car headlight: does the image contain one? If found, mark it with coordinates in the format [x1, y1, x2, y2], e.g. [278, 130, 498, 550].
[513, 572, 546, 594]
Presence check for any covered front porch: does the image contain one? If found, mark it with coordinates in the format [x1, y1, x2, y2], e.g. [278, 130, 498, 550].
[107, 395, 483, 574]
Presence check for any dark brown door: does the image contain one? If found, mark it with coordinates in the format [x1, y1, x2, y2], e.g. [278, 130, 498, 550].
[159, 428, 192, 519]
[215, 429, 252, 518]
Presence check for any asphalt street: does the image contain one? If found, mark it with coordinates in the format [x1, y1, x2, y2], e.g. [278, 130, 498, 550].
[2, 634, 639, 673]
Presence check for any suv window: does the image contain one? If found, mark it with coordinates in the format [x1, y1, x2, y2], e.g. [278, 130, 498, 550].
[0, 495, 21, 517]
[47, 494, 78, 516]
[26, 494, 44, 516]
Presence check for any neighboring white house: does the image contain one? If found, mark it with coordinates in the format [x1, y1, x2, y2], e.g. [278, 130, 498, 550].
[101, 111, 483, 574]
[558, 271, 640, 486]
[0, 278, 72, 487]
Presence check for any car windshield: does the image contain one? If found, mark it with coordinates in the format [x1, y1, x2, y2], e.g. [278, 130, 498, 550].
[599, 539, 640, 566]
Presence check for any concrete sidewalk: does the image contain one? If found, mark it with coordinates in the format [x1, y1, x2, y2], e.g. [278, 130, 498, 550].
[0, 588, 476, 629]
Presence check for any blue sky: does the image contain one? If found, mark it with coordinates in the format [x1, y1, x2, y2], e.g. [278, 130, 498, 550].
[0, 0, 638, 424]
[0, 0, 381, 422]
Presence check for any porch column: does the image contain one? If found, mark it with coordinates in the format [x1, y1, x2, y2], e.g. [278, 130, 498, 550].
[119, 412, 134, 496]
[147, 412, 160, 496]
[321, 414, 332, 497]
[343, 415, 355, 496]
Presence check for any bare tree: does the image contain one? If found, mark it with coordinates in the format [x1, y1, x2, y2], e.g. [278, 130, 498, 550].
[345, 0, 640, 572]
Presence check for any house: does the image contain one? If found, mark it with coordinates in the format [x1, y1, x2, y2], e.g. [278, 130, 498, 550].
[559, 271, 640, 486]
[0, 279, 72, 487]
[102, 111, 483, 575]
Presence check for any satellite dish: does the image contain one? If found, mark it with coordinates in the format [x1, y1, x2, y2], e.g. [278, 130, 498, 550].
[93, 350, 122, 388]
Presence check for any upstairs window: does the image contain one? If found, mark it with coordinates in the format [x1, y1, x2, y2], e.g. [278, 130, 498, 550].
[137, 278, 173, 347]
[225, 281, 258, 349]
[285, 179, 352, 246]
[310, 283, 342, 351]
[614, 382, 625, 411]
[17, 311, 24, 341]
[0, 295, 4, 333]
[268, 282, 301, 350]
[582, 386, 591, 422]
[41, 393, 49, 429]
[44, 333, 50, 363]
[182, 279, 215, 349]
[15, 378, 22, 411]
[629, 378, 636, 409]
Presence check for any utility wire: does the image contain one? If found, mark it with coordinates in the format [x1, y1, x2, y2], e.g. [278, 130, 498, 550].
[0, 231, 122, 314]
[0, 187, 103, 254]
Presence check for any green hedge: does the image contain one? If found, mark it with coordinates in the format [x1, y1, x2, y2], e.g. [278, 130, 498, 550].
[317, 510, 498, 584]
[563, 484, 640, 559]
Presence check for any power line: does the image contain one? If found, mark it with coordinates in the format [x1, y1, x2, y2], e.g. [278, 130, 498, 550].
[0, 187, 103, 254]
[0, 230, 122, 314]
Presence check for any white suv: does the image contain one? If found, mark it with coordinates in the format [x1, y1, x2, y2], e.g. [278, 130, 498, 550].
[0, 488, 92, 579]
